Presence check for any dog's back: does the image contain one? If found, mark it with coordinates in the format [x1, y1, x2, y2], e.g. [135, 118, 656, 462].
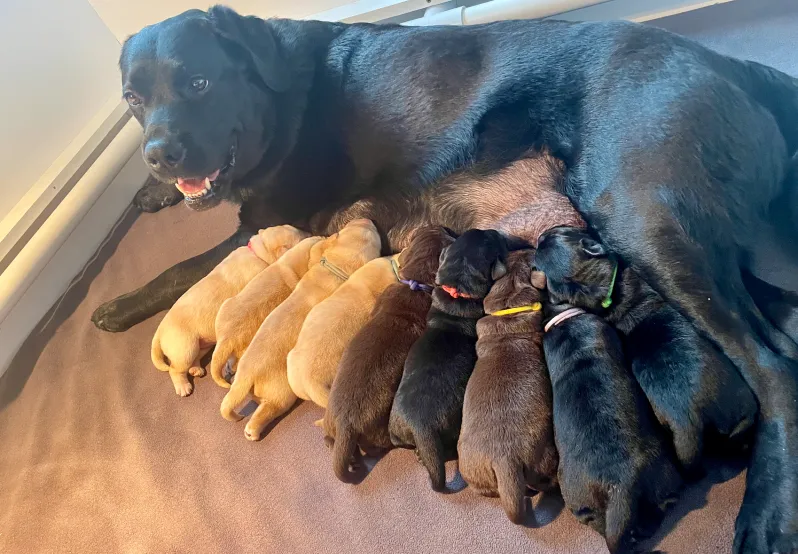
[544, 310, 681, 553]
[324, 226, 454, 483]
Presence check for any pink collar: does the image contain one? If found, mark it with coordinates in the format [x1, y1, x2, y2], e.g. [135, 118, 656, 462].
[544, 307, 586, 333]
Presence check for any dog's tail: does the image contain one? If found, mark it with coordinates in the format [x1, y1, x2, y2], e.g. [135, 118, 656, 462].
[604, 487, 635, 554]
[494, 460, 526, 525]
[332, 425, 361, 483]
[150, 329, 172, 373]
[219, 374, 250, 422]
[415, 430, 446, 492]
[210, 339, 238, 388]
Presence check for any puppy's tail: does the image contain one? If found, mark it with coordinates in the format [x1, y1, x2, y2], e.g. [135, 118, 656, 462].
[332, 425, 361, 483]
[494, 460, 526, 525]
[219, 374, 250, 422]
[604, 487, 635, 554]
[150, 330, 172, 373]
[210, 339, 236, 388]
[415, 430, 446, 492]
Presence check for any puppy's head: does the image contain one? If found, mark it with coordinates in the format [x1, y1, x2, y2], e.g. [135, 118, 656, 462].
[313, 219, 382, 274]
[249, 225, 309, 264]
[436, 229, 528, 300]
[483, 250, 546, 315]
[120, 6, 293, 210]
[398, 226, 457, 284]
[534, 226, 616, 311]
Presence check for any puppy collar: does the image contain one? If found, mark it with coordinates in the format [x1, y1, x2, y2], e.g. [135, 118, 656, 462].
[391, 258, 433, 293]
[320, 257, 349, 281]
[441, 285, 476, 299]
[602, 263, 618, 309]
[491, 303, 542, 317]
[544, 307, 585, 332]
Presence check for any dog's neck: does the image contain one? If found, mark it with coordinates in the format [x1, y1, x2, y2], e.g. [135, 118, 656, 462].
[603, 266, 666, 334]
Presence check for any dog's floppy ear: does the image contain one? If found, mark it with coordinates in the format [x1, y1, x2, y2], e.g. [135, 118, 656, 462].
[491, 259, 508, 281]
[579, 237, 606, 257]
[530, 270, 547, 290]
[208, 5, 291, 93]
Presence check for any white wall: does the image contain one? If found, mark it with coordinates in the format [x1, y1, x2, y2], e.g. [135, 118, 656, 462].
[0, 0, 121, 223]
[87, 0, 357, 42]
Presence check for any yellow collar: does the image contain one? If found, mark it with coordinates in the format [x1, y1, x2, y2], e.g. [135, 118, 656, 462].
[490, 303, 542, 317]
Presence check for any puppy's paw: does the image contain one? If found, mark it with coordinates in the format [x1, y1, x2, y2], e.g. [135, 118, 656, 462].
[244, 424, 262, 441]
[189, 366, 206, 378]
[133, 177, 183, 212]
[773, 534, 798, 554]
[174, 381, 194, 397]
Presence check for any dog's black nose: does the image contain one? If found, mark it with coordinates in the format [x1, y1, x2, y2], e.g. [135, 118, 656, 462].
[144, 138, 185, 170]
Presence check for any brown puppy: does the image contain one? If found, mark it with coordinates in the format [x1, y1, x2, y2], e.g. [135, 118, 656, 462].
[151, 225, 306, 396]
[286, 254, 401, 408]
[322, 226, 455, 482]
[220, 219, 381, 440]
[210, 234, 320, 387]
[458, 250, 558, 524]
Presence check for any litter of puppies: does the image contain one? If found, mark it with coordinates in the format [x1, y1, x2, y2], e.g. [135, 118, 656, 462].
[147, 220, 758, 553]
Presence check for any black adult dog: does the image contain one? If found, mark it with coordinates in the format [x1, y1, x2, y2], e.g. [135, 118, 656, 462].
[94, 6, 798, 551]
[535, 226, 758, 476]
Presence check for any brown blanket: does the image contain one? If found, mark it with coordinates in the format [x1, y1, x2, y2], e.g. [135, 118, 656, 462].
[0, 202, 745, 554]
[5, 4, 798, 549]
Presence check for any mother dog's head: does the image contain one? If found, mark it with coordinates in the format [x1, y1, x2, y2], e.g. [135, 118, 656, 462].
[120, 6, 298, 210]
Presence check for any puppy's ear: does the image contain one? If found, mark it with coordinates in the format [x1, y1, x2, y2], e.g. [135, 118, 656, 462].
[491, 259, 508, 281]
[579, 237, 606, 257]
[208, 5, 291, 93]
[439, 245, 449, 265]
[530, 270, 547, 290]
[499, 231, 531, 251]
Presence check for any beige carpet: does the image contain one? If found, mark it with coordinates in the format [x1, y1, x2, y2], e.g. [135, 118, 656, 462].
[0, 200, 746, 554]
[7, 1, 798, 550]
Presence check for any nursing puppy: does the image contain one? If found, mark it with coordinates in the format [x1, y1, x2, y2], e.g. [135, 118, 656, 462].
[389, 229, 515, 491]
[536, 226, 758, 474]
[458, 250, 558, 524]
[287, 253, 401, 408]
[323, 226, 455, 483]
[210, 234, 320, 387]
[151, 225, 305, 396]
[220, 219, 381, 440]
[543, 302, 682, 553]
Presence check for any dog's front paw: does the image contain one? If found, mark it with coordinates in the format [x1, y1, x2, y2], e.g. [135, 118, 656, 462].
[91, 296, 139, 332]
[133, 177, 183, 213]
[244, 423, 262, 441]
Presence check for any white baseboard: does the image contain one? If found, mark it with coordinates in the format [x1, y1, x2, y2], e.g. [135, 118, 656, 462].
[0, 119, 144, 376]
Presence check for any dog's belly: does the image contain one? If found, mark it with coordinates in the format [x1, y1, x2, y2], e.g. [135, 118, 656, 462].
[319, 155, 584, 251]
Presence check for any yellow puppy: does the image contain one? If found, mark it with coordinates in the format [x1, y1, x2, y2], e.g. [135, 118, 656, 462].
[151, 225, 306, 396]
[286, 254, 400, 408]
[220, 219, 381, 440]
[210, 234, 322, 387]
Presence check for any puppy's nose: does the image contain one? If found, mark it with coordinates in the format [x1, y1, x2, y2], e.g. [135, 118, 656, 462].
[144, 138, 185, 170]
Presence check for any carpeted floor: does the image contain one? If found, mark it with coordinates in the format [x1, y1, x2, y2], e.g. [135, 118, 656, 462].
[1, 2, 797, 552]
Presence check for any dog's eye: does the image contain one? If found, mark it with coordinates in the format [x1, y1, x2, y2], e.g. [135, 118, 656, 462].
[123, 91, 142, 106]
[190, 77, 209, 92]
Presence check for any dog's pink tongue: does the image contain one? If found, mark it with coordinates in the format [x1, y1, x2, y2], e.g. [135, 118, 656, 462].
[175, 169, 220, 194]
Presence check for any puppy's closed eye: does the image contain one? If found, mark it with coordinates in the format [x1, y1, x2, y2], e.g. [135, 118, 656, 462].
[579, 237, 606, 257]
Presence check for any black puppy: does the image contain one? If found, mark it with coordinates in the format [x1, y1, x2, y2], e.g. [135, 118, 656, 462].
[389, 230, 516, 490]
[543, 301, 682, 554]
[536, 227, 758, 475]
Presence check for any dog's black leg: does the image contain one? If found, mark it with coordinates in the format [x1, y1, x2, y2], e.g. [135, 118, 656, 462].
[132, 176, 184, 213]
[91, 229, 250, 332]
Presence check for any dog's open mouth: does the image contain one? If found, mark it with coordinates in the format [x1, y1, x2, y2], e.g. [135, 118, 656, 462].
[174, 146, 236, 206]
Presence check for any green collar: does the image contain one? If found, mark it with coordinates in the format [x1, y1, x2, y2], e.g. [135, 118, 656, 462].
[601, 263, 618, 309]
[320, 257, 349, 281]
